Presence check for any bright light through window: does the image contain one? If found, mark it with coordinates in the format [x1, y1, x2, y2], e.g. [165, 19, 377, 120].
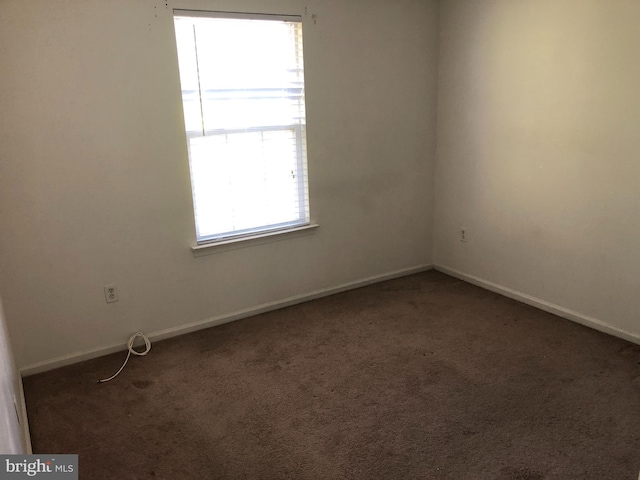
[173, 11, 310, 244]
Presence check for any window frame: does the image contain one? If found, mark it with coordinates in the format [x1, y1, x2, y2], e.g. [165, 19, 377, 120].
[173, 9, 313, 248]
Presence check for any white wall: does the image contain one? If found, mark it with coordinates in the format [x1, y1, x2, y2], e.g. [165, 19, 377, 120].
[0, 297, 29, 453]
[435, 0, 640, 339]
[0, 0, 438, 370]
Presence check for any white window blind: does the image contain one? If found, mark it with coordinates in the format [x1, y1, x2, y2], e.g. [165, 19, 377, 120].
[173, 11, 310, 244]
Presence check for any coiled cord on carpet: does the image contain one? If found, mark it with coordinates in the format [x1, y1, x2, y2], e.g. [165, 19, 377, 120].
[98, 332, 151, 383]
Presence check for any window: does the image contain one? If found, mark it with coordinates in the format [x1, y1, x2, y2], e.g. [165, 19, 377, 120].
[173, 11, 310, 245]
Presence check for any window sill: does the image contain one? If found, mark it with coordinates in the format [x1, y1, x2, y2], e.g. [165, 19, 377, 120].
[191, 223, 319, 257]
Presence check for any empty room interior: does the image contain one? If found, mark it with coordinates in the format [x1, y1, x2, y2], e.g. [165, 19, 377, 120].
[1, 0, 639, 478]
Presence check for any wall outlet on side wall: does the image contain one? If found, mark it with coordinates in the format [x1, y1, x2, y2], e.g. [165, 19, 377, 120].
[104, 285, 119, 303]
[460, 228, 467, 242]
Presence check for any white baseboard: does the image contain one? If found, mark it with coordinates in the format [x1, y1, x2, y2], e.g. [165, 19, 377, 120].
[20, 264, 433, 376]
[434, 265, 640, 346]
[17, 376, 32, 453]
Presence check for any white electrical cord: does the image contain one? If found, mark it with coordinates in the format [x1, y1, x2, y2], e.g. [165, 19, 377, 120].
[98, 332, 152, 383]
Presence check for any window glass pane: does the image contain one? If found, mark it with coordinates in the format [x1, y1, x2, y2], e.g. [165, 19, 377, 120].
[189, 130, 302, 237]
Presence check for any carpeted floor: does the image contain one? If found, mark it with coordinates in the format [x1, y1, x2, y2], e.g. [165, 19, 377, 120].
[23, 271, 640, 479]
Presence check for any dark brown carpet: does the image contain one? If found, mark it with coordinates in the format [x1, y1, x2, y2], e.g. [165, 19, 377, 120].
[24, 271, 640, 479]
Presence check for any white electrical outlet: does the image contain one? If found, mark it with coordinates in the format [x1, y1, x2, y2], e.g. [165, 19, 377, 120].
[460, 228, 467, 242]
[104, 285, 119, 303]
